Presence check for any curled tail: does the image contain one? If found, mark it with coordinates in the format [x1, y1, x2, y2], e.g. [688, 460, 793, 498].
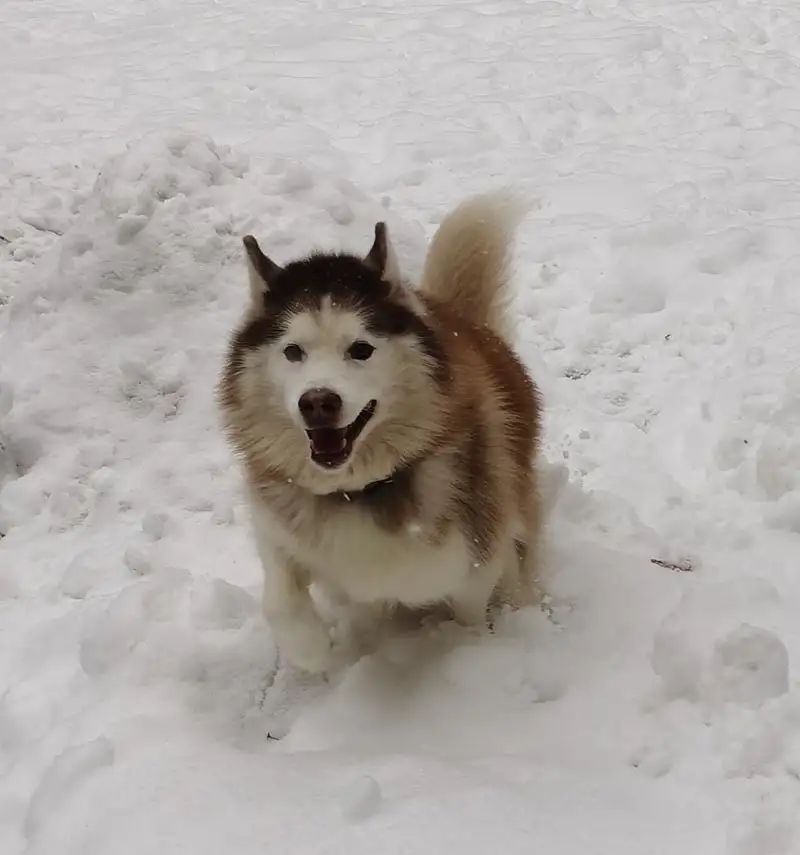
[420, 191, 530, 339]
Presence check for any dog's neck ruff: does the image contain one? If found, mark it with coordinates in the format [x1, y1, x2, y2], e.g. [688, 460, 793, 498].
[335, 474, 396, 503]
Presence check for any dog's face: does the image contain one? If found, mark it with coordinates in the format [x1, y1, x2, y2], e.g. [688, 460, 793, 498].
[267, 296, 406, 471]
[222, 225, 449, 493]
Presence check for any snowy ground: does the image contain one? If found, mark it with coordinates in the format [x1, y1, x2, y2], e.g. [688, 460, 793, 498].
[2, 0, 800, 852]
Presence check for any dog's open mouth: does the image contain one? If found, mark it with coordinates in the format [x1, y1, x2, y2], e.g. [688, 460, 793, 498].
[306, 401, 377, 469]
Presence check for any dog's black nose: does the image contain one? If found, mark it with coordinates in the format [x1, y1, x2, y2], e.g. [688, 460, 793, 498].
[298, 388, 343, 427]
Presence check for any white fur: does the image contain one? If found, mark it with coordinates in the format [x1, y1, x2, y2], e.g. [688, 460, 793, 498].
[266, 298, 395, 438]
[256, 503, 471, 604]
[248, 293, 441, 492]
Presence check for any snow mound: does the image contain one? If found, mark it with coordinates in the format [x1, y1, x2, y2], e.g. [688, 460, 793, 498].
[340, 774, 382, 822]
[24, 738, 115, 843]
[652, 577, 790, 709]
[22, 132, 249, 308]
[0, 131, 429, 555]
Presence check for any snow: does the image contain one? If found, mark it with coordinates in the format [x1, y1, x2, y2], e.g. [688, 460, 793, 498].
[340, 774, 383, 822]
[1, 0, 800, 852]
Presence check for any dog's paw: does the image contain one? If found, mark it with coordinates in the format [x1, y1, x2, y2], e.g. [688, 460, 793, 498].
[276, 619, 339, 676]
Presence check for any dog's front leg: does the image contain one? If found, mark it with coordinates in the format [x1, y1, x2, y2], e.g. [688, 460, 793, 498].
[257, 546, 335, 675]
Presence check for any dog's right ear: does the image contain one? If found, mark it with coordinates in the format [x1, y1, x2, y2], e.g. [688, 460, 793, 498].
[364, 222, 402, 284]
[243, 235, 282, 306]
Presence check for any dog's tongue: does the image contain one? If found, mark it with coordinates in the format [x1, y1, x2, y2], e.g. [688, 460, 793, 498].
[308, 428, 347, 455]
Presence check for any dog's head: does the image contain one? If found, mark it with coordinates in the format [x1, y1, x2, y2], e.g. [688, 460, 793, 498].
[221, 223, 450, 493]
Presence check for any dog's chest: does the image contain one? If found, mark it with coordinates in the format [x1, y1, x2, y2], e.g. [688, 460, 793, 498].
[257, 471, 470, 605]
[310, 511, 471, 604]
[279, 485, 470, 604]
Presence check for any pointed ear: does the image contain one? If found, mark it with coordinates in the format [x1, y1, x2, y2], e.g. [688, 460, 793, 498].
[243, 235, 282, 306]
[364, 222, 402, 283]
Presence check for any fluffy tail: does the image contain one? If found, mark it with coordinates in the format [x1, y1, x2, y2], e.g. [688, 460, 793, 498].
[420, 191, 530, 338]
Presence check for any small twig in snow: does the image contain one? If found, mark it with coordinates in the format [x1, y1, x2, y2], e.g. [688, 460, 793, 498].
[651, 557, 693, 573]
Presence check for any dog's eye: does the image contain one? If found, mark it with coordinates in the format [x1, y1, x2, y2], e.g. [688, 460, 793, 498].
[283, 344, 305, 363]
[347, 341, 375, 361]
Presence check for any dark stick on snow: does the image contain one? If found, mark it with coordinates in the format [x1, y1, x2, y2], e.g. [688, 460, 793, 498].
[651, 558, 693, 572]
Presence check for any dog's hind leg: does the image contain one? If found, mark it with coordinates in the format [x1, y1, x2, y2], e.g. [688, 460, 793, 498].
[511, 537, 545, 608]
[450, 538, 516, 627]
[503, 487, 546, 610]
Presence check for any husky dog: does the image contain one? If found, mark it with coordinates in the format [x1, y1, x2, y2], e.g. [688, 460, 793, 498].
[218, 192, 543, 674]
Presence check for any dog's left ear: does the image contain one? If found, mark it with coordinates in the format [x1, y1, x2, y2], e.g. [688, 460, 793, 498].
[243, 235, 283, 307]
[364, 222, 402, 283]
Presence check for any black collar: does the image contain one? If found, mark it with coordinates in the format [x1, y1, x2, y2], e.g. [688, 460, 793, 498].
[336, 474, 395, 503]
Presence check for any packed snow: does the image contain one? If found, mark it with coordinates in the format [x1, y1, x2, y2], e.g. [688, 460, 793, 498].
[2, 0, 800, 852]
